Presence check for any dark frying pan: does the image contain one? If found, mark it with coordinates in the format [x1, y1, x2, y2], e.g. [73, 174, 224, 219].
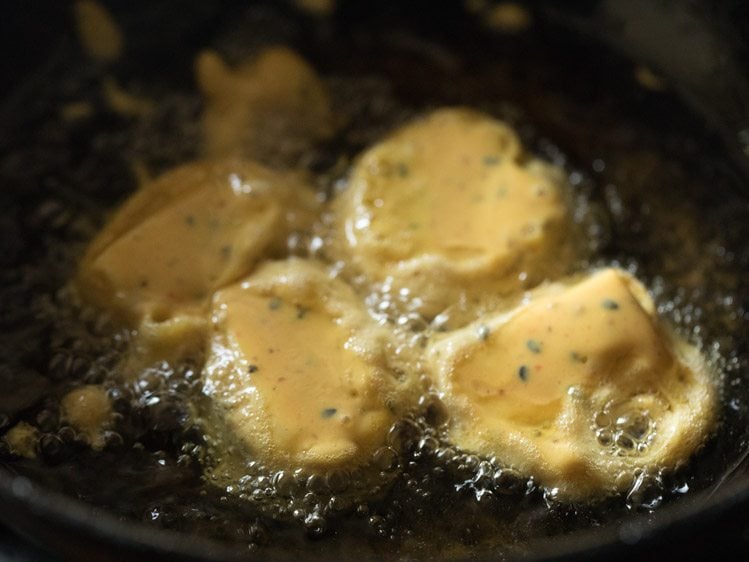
[1, 1, 748, 560]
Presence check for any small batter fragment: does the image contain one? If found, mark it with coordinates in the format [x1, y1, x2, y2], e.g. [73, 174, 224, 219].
[196, 47, 334, 161]
[73, 0, 124, 62]
[77, 159, 319, 329]
[4, 422, 39, 459]
[429, 268, 715, 500]
[204, 259, 408, 474]
[61, 385, 112, 449]
[331, 108, 578, 317]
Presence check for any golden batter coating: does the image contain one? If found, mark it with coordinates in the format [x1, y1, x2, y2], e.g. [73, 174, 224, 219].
[428, 268, 716, 500]
[330, 107, 579, 318]
[78, 160, 319, 323]
[203, 259, 413, 474]
[77, 159, 319, 364]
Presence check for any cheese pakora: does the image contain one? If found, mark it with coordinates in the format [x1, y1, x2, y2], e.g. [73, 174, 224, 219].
[77, 159, 319, 360]
[203, 259, 411, 474]
[428, 268, 715, 500]
[196, 47, 334, 161]
[330, 107, 579, 318]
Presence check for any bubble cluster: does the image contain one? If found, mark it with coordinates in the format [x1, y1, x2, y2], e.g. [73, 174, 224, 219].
[624, 468, 665, 511]
[365, 278, 429, 333]
[593, 402, 657, 457]
[200, 413, 428, 537]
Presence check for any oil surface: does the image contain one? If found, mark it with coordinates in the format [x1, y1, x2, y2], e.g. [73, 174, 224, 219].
[0, 2, 748, 559]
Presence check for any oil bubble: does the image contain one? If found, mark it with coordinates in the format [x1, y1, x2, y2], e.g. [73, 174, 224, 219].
[594, 412, 611, 428]
[596, 429, 612, 446]
[304, 512, 328, 537]
[326, 469, 350, 493]
[306, 474, 328, 495]
[372, 446, 399, 471]
[416, 436, 439, 457]
[615, 433, 636, 451]
[492, 468, 526, 495]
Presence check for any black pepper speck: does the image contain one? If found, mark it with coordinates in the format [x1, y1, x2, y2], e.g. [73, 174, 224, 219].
[602, 299, 619, 310]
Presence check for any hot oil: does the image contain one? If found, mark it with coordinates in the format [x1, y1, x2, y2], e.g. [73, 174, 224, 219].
[0, 2, 748, 559]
